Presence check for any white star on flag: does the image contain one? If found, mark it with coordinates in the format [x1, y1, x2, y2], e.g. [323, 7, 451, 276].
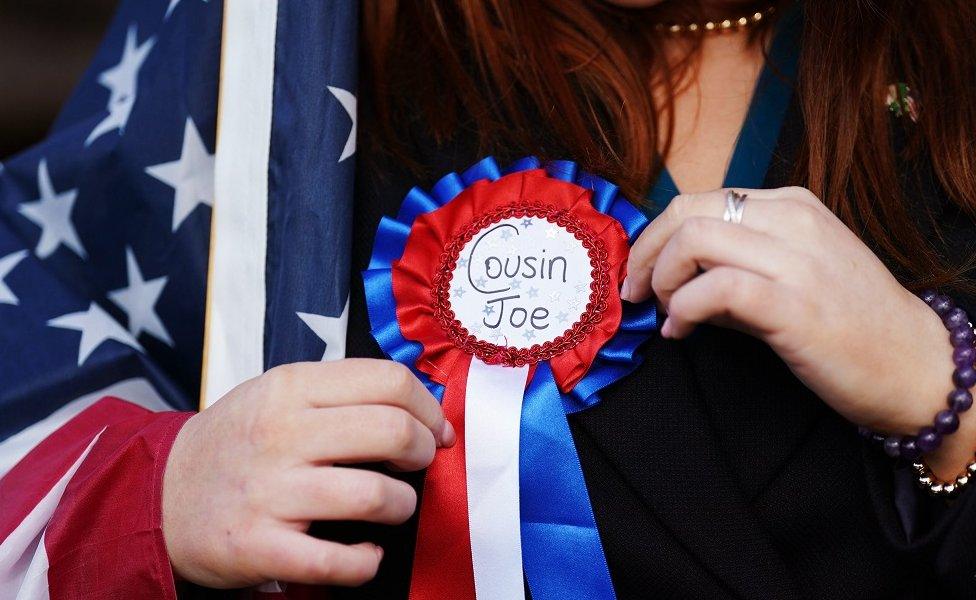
[48, 302, 143, 366]
[86, 24, 155, 145]
[18, 159, 86, 259]
[327, 86, 357, 162]
[296, 297, 350, 362]
[0, 249, 28, 305]
[145, 116, 215, 231]
[108, 247, 173, 346]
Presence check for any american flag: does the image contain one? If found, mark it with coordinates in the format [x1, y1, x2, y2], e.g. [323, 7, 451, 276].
[0, 0, 357, 597]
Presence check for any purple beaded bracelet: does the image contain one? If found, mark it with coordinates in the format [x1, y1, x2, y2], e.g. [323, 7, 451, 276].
[859, 291, 976, 460]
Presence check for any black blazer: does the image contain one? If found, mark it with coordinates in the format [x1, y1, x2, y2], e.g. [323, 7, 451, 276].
[306, 93, 976, 600]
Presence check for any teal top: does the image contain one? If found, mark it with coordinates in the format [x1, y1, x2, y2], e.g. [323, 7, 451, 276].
[646, 5, 802, 216]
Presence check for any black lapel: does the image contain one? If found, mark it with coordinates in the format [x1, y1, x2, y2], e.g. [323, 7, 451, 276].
[571, 98, 824, 598]
[697, 96, 826, 502]
[574, 333, 802, 599]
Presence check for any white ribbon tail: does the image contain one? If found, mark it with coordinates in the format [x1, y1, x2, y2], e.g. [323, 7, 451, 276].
[465, 358, 530, 600]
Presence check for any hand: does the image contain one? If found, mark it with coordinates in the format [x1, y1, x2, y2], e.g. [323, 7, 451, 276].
[162, 359, 455, 588]
[622, 187, 973, 476]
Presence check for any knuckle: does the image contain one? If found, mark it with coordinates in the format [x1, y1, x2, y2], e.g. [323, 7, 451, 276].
[650, 266, 669, 302]
[307, 551, 336, 582]
[381, 362, 414, 401]
[791, 202, 825, 231]
[376, 479, 417, 523]
[725, 273, 758, 310]
[265, 362, 299, 386]
[784, 186, 819, 205]
[714, 268, 744, 297]
[354, 476, 389, 516]
[656, 224, 690, 274]
[678, 217, 710, 243]
[355, 552, 382, 582]
[382, 409, 416, 453]
[245, 412, 279, 449]
[262, 363, 301, 399]
[415, 431, 437, 467]
[666, 291, 687, 320]
[398, 482, 419, 515]
[302, 476, 330, 505]
[338, 550, 378, 585]
[667, 193, 695, 218]
[626, 251, 651, 282]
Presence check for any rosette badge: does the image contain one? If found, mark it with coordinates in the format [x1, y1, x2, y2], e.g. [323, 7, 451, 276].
[364, 157, 656, 600]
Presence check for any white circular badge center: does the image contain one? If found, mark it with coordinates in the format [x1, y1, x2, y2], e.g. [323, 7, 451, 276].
[449, 216, 594, 348]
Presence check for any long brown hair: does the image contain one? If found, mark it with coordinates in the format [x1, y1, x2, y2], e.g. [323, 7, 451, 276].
[362, 1, 976, 290]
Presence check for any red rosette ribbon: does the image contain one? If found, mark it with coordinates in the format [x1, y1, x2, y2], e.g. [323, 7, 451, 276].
[364, 156, 654, 600]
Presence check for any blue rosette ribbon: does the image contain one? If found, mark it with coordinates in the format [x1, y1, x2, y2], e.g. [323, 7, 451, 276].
[364, 156, 656, 599]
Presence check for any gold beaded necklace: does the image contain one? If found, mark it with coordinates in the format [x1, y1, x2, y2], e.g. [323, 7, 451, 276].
[654, 5, 776, 35]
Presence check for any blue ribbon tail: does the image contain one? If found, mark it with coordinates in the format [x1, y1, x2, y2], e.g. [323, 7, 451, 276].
[520, 362, 616, 600]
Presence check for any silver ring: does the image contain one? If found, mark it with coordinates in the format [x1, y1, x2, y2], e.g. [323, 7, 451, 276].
[722, 189, 747, 225]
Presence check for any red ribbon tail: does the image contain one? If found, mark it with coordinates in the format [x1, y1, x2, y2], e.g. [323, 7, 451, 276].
[408, 354, 476, 600]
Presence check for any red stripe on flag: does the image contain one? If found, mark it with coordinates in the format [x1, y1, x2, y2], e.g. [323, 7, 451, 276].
[44, 402, 190, 599]
[0, 397, 151, 544]
[0, 396, 191, 599]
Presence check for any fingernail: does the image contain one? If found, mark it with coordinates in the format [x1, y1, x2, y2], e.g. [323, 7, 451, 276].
[440, 420, 457, 447]
[620, 277, 632, 302]
[660, 317, 672, 338]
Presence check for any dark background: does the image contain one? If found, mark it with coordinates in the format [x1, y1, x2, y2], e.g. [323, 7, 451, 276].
[0, 0, 116, 159]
